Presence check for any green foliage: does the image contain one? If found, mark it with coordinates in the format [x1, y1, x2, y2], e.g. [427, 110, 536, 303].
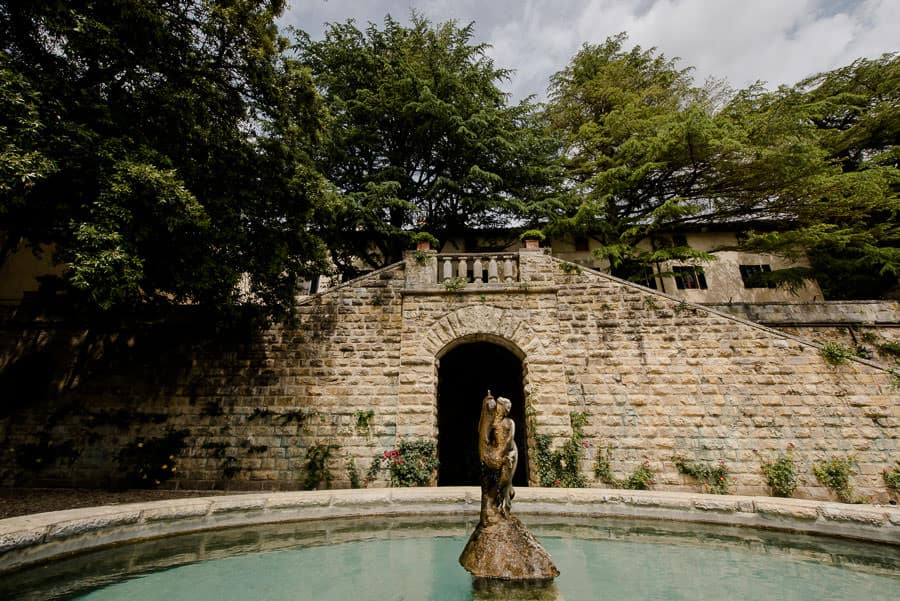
[369, 439, 439, 487]
[731, 55, 900, 299]
[412, 250, 430, 265]
[820, 342, 855, 366]
[673, 456, 730, 494]
[813, 455, 858, 503]
[443, 276, 467, 292]
[412, 232, 440, 248]
[520, 229, 546, 241]
[296, 15, 558, 274]
[883, 463, 900, 492]
[354, 409, 375, 435]
[594, 448, 655, 490]
[559, 262, 582, 275]
[535, 412, 588, 487]
[303, 443, 339, 490]
[877, 341, 900, 357]
[543, 35, 898, 298]
[0, 1, 329, 322]
[760, 447, 799, 498]
[117, 429, 189, 488]
[348, 459, 362, 489]
[542, 34, 723, 283]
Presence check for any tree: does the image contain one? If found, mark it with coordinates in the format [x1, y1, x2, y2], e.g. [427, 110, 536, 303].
[543, 35, 898, 298]
[0, 0, 329, 321]
[734, 55, 899, 298]
[542, 34, 727, 281]
[294, 15, 558, 274]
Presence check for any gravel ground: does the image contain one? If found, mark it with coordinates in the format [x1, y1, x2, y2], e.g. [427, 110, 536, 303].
[0, 488, 245, 519]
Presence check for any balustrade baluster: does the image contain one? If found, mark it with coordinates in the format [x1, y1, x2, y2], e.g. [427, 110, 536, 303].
[457, 257, 468, 281]
[488, 256, 499, 283]
[473, 257, 483, 284]
[504, 256, 514, 282]
[442, 257, 453, 282]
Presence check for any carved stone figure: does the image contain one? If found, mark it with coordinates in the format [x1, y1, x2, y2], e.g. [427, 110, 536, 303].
[460, 391, 559, 581]
[478, 392, 517, 517]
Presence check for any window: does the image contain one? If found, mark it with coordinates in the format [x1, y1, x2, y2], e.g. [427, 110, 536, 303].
[673, 266, 707, 290]
[574, 236, 589, 252]
[739, 264, 774, 288]
[672, 234, 688, 247]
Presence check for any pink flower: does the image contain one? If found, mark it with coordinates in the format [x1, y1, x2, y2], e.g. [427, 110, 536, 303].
[582, 442, 589, 448]
[397, 458, 404, 464]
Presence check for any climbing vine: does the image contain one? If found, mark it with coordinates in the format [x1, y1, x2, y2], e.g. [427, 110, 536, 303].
[673, 456, 730, 495]
[594, 447, 655, 490]
[535, 412, 588, 487]
[302, 443, 339, 490]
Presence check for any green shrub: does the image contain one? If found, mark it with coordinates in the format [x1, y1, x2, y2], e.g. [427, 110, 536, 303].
[369, 439, 438, 487]
[760, 447, 798, 497]
[813, 455, 857, 503]
[673, 456, 730, 494]
[820, 342, 854, 366]
[411, 232, 439, 247]
[519, 229, 546, 241]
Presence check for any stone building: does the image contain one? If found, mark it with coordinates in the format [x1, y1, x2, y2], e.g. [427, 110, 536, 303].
[0, 247, 896, 500]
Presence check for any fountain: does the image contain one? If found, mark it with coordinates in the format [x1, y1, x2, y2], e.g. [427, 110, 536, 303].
[459, 392, 558, 582]
[0, 390, 898, 600]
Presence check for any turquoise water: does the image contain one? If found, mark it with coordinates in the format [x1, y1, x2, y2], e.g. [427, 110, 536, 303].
[67, 532, 898, 601]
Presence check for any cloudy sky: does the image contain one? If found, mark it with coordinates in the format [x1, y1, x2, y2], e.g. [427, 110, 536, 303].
[281, 0, 898, 101]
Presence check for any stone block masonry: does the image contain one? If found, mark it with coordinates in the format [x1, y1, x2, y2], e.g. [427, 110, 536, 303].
[0, 252, 896, 501]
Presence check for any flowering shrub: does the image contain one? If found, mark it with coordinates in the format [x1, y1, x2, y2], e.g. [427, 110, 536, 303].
[813, 455, 857, 503]
[673, 456, 730, 495]
[368, 439, 438, 487]
[760, 445, 799, 498]
[594, 448, 655, 490]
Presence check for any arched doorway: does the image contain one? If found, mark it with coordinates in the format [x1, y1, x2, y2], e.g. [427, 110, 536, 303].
[437, 339, 528, 486]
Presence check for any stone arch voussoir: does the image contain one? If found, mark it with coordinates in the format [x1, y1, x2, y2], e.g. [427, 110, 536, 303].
[423, 304, 544, 360]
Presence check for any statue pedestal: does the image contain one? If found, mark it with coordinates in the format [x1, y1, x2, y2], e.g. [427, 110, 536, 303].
[459, 514, 559, 580]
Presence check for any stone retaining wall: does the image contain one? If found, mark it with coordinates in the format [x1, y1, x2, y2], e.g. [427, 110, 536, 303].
[0, 252, 896, 500]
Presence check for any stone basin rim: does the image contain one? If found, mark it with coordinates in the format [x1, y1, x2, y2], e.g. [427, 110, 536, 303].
[1, 487, 898, 573]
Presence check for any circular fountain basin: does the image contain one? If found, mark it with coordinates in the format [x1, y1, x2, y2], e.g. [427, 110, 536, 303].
[1, 488, 898, 600]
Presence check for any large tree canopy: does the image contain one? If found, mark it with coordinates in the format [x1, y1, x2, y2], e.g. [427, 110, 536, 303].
[295, 15, 558, 273]
[735, 54, 900, 298]
[0, 0, 329, 321]
[542, 34, 898, 297]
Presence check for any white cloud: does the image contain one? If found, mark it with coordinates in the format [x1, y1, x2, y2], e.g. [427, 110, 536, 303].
[282, 0, 900, 100]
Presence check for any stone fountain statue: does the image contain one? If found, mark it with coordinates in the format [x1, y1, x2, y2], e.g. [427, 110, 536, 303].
[459, 391, 559, 581]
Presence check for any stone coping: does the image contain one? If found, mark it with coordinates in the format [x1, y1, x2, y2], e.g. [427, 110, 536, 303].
[1, 487, 898, 573]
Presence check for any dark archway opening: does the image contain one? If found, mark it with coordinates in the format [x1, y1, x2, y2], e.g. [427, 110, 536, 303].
[437, 341, 528, 486]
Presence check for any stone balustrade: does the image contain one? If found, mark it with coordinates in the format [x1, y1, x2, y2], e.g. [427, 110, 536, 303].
[437, 253, 519, 285]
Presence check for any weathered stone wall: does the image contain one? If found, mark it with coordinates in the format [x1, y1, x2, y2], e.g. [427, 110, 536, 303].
[0, 251, 896, 501]
[706, 301, 899, 367]
[544, 262, 896, 499]
[0, 264, 408, 491]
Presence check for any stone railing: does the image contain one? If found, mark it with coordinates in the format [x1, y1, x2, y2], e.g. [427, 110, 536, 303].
[436, 253, 519, 285]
